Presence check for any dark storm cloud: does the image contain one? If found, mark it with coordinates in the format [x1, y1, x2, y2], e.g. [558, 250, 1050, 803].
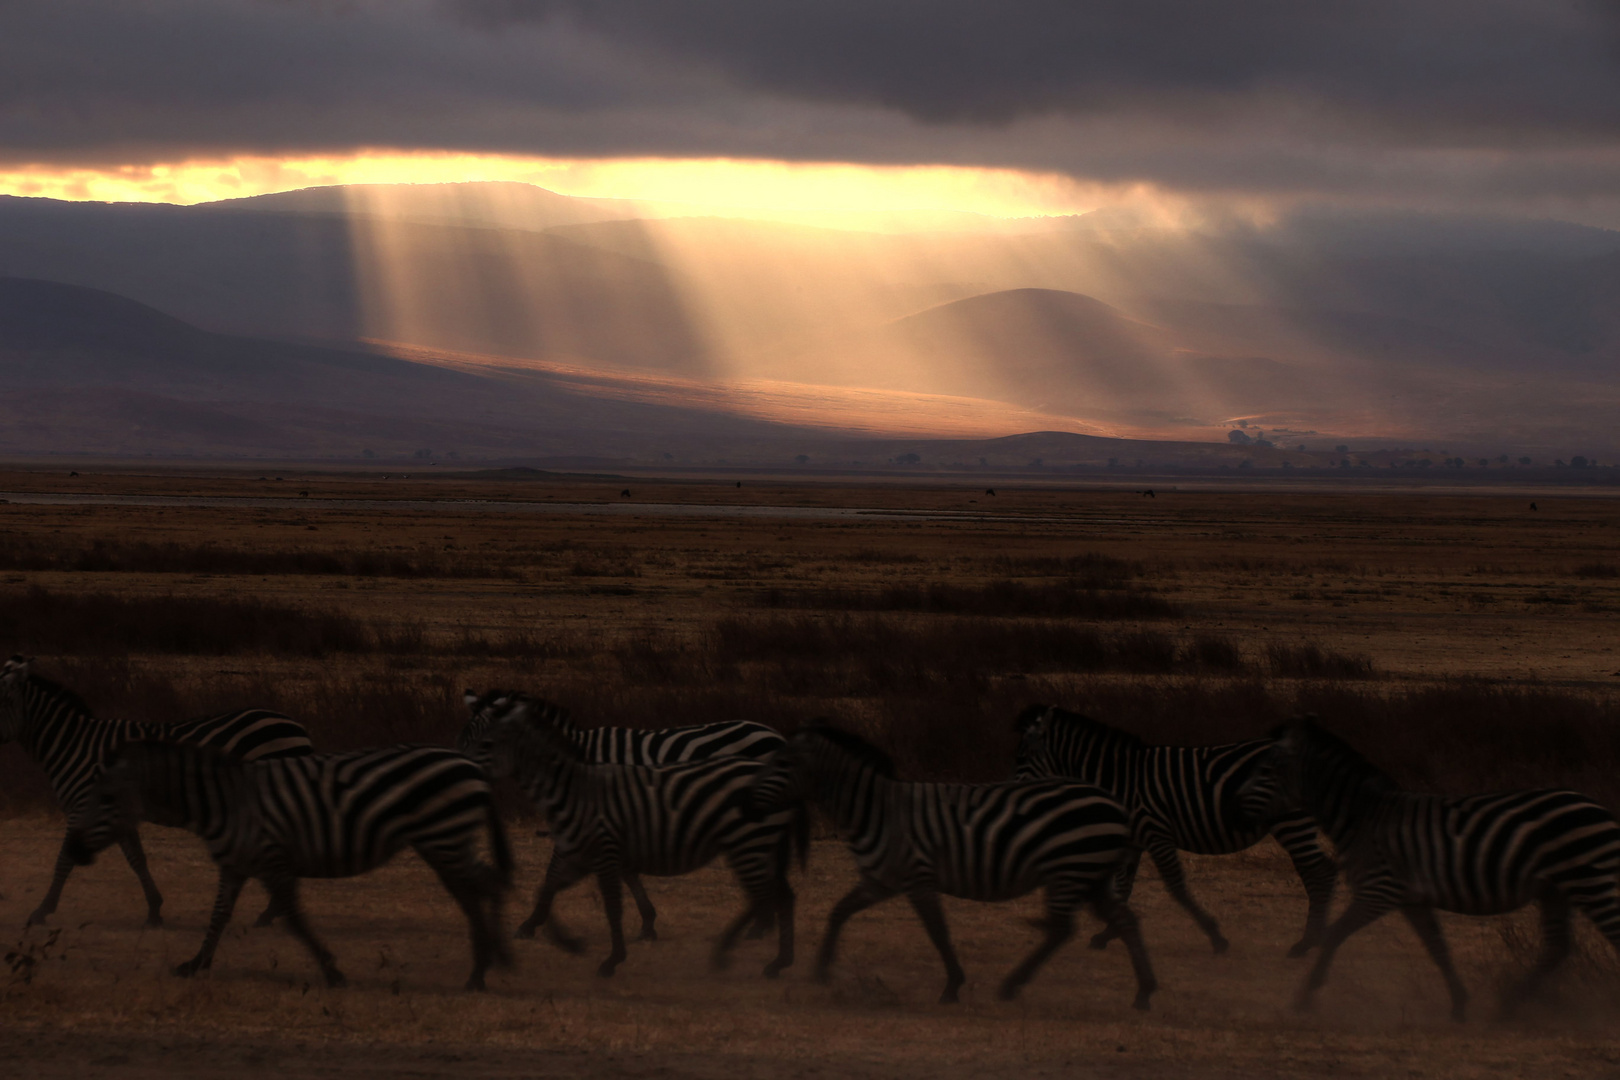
[457, 0, 1620, 137]
[3, 0, 1620, 208]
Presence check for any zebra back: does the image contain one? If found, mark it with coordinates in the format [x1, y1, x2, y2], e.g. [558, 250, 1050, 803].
[460, 687, 784, 765]
[0, 656, 310, 818]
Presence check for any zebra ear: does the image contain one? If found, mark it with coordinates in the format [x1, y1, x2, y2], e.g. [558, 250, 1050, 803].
[1012, 704, 1049, 734]
[463, 689, 480, 709]
[1277, 718, 1310, 752]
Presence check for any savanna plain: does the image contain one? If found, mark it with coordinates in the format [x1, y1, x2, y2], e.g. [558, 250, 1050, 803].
[2, 467, 1620, 1078]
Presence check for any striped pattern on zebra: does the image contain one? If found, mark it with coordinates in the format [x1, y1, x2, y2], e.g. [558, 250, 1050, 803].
[1013, 705, 1337, 957]
[0, 655, 312, 928]
[1237, 717, 1620, 1021]
[461, 689, 785, 764]
[748, 721, 1158, 1008]
[65, 741, 512, 990]
[459, 689, 786, 942]
[467, 692, 800, 979]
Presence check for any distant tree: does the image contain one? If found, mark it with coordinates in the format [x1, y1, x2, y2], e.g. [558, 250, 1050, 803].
[1108, 457, 1120, 467]
[978, 457, 988, 466]
[1237, 420, 1249, 428]
[1519, 457, 1533, 465]
[1497, 455, 1509, 464]
[895, 452, 921, 465]
[361, 449, 375, 459]
[1297, 444, 1307, 451]
[1572, 456, 1589, 468]
[795, 454, 809, 464]
[1239, 460, 1252, 469]
[1478, 458, 1488, 467]
[1556, 459, 1567, 467]
[1254, 439, 1274, 448]
[1227, 430, 1252, 444]
[1335, 445, 1349, 454]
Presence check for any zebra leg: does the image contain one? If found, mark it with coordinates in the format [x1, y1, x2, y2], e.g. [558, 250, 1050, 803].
[998, 896, 1073, 1002]
[1400, 905, 1470, 1022]
[1273, 815, 1337, 958]
[420, 853, 505, 993]
[595, 868, 628, 978]
[518, 849, 587, 952]
[815, 878, 895, 985]
[907, 889, 967, 1004]
[1089, 850, 1141, 950]
[116, 829, 165, 928]
[267, 876, 345, 988]
[1093, 893, 1158, 1011]
[26, 834, 83, 927]
[1296, 893, 1394, 1012]
[176, 868, 247, 978]
[764, 877, 796, 979]
[1142, 835, 1228, 954]
[1498, 893, 1571, 1021]
[625, 872, 658, 942]
[251, 881, 284, 928]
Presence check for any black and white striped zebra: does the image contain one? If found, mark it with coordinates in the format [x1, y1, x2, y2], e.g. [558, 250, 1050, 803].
[1237, 717, 1620, 1021]
[466, 692, 800, 979]
[64, 740, 512, 991]
[459, 689, 785, 941]
[0, 655, 312, 928]
[748, 721, 1158, 1008]
[1013, 705, 1337, 956]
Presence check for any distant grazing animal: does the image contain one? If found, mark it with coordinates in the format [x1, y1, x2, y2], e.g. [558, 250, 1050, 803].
[621, 489, 631, 497]
[460, 689, 787, 942]
[1238, 717, 1620, 1021]
[1530, 502, 1538, 511]
[465, 693, 801, 978]
[749, 721, 1156, 1008]
[66, 741, 511, 990]
[0, 656, 311, 928]
[985, 488, 996, 496]
[1014, 706, 1335, 956]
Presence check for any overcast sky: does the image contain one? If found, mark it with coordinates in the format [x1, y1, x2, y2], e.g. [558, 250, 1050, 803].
[3, 0, 1619, 217]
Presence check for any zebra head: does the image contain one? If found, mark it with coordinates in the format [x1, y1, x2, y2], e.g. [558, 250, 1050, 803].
[469, 691, 577, 785]
[0, 655, 35, 741]
[1235, 719, 1313, 825]
[1011, 704, 1060, 781]
[458, 688, 521, 770]
[748, 721, 895, 824]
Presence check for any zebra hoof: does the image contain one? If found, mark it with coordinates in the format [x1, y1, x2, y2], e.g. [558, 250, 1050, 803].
[514, 923, 537, 940]
[637, 927, 658, 943]
[24, 910, 51, 929]
[145, 914, 164, 929]
[763, 959, 790, 979]
[174, 960, 200, 978]
[1211, 936, 1230, 956]
[1088, 931, 1112, 950]
[1133, 992, 1153, 1012]
[812, 966, 833, 986]
[996, 982, 1020, 1002]
[596, 959, 619, 978]
[1285, 939, 1314, 959]
[465, 975, 488, 992]
[324, 970, 347, 989]
[939, 986, 962, 1005]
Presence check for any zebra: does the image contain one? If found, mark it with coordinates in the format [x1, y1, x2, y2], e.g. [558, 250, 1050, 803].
[465, 691, 801, 979]
[64, 740, 512, 991]
[748, 720, 1158, 1008]
[1236, 716, 1620, 1021]
[460, 688, 785, 942]
[0, 655, 312, 928]
[1013, 704, 1337, 956]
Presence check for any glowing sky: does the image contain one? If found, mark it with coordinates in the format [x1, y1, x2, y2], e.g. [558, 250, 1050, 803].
[0, 152, 1114, 219]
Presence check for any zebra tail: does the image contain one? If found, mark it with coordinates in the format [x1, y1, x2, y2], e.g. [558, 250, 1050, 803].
[486, 800, 514, 888]
[792, 803, 811, 873]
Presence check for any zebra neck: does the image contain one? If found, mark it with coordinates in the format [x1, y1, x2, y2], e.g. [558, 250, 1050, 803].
[136, 753, 243, 837]
[1066, 733, 1141, 798]
[820, 759, 893, 846]
[1307, 749, 1396, 850]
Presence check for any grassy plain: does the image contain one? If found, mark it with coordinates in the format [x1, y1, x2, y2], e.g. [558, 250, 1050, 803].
[2, 466, 1619, 1077]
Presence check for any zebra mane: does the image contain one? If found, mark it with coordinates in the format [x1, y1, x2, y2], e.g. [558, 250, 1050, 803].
[800, 723, 896, 778]
[506, 696, 584, 762]
[1043, 706, 1144, 751]
[15, 667, 95, 719]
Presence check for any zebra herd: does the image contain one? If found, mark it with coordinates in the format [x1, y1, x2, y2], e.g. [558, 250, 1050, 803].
[6, 653, 1620, 1020]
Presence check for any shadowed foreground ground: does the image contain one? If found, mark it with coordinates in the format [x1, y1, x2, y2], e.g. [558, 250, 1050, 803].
[5, 819, 1620, 1078]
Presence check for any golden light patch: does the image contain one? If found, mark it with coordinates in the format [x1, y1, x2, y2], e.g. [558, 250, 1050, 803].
[0, 150, 1111, 222]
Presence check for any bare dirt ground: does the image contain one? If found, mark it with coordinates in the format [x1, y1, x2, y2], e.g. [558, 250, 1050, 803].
[3, 466, 1620, 1076]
